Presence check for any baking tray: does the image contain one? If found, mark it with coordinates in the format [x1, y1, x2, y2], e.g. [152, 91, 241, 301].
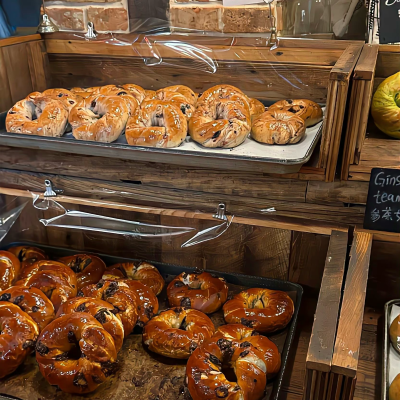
[0, 108, 323, 175]
[0, 242, 303, 400]
[383, 299, 400, 400]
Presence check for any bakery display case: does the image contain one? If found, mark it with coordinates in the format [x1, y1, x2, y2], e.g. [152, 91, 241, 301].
[342, 44, 400, 182]
[0, 32, 363, 182]
[0, 183, 350, 399]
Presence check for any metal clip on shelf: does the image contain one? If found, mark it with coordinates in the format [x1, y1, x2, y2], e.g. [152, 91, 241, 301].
[32, 180, 195, 238]
[181, 203, 234, 248]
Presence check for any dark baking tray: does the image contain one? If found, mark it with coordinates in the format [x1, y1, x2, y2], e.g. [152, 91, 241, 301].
[0, 242, 303, 400]
[0, 110, 321, 175]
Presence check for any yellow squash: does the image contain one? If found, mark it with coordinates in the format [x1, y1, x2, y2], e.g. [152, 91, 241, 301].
[371, 72, 400, 139]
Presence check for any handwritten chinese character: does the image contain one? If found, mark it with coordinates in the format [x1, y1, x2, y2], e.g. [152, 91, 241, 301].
[395, 209, 400, 222]
[383, 207, 393, 221]
[371, 208, 380, 222]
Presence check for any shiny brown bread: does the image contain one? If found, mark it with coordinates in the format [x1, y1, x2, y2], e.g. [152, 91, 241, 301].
[190, 85, 251, 149]
[6, 96, 68, 137]
[217, 324, 281, 379]
[97, 85, 139, 115]
[143, 308, 215, 359]
[268, 99, 323, 127]
[167, 272, 229, 314]
[249, 98, 265, 121]
[58, 254, 106, 291]
[42, 88, 81, 112]
[390, 373, 400, 400]
[126, 100, 187, 148]
[20, 261, 78, 312]
[157, 85, 197, 106]
[101, 278, 159, 326]
[251, 110, 306, 145]
[36, 313, 117, 394]
[390, 315, 400, 354]
[79, 280, 139, 336]
[156, 90, 195, 123]
[0, 286, 55, 332]
[186, 324, 276, 400]
[69, 94, 129, 143]
[7, 246, 48, 273]
[104, 261, 165, 295]
[223, 288, 294, 333]
[0, 250, 21, 290]
[0, 302, 39, 379]
[56, 297, 124, 352]
[17, 259, 67, 282]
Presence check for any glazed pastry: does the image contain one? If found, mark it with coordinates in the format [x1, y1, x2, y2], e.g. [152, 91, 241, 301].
[36, 313, 117, 394]
[7, 246, 47, 273]
[98, 278, 159, 326]
[20, 261, 78, 312]
[6, 96, 68, 137]
[186, 324, 280, 400]
[371, 72, 400, 139]
[0, 250, 21, 290]
[104, 261, 165, 295]
[190, 85, 251, 148]
[157, 85, 198, 106]
[390, 315, 400, 354]
[56, 297, 124, 352]
[167, 271, 228, 314]
[156, 89, 195, 123]
[0, 286, 55, 332]
[79, 280, 139, 336]
[223, 288, 294, 333]
[0, 302, 39, 379]
[251, 110, 306, 145]
[390, 373, 400, 400]
[42, 88, 81, 112]
[268, 99, 323, 127]
[126, 100, 187, 148]
[143, 308, 215, 359]
[58, 254, 106, 291]
[69, 94, 129, 143]
[249, 98, 265, 122]
[17, 260, 67, 282]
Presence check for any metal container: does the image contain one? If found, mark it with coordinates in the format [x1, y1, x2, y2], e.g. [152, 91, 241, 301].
[0, 242, 303, 400]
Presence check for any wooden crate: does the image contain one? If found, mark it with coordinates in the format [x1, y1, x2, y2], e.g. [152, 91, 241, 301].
[29, 33, 362, 182]
[342, 44, 400, 181]
[0, 186, 350, 399]
[304, 228, 374, 400]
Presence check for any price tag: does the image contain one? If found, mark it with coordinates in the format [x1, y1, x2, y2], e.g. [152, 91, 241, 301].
[364, 168, 400, 233]
[379, 0, 400, 44]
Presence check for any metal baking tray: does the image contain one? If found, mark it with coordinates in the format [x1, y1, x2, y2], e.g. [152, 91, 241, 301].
[0, 107, 323, 175]
[0, 242, 303, 400]
[383, 299, 400, 400]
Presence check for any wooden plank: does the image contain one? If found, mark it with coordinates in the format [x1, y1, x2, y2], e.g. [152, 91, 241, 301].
[326, 81, 349, 182]
[376, 51, 400, 78]
[306, 181, 369, 206]
[0, 186, 346, 236]
[348, 80, 365, 165]
[0, 146, 308, 203]
[0, 168, 363, 225]
[48, 54, 331, 103]
[353, 44, 379, 80]
[45, 39, 343, 66]
[348, 172, 371, 182]
[330, 44, 363, 82]
[0, 34, 41, 48]
[2, 42, 33, 103]
[359, 138, 400, 163]
[306, 230, 348, 373]
[331, 230, 373, 378]
[318, 80, 338, 169]
[26, 40, 49, 92]
[0, 48, 12, 112]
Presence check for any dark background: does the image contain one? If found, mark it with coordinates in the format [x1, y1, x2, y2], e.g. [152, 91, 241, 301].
[0, 0, 42, 27]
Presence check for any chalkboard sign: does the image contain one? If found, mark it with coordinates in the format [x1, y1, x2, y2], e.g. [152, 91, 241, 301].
[364, 168, 400, 233]
[379, 0, 400, 44]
